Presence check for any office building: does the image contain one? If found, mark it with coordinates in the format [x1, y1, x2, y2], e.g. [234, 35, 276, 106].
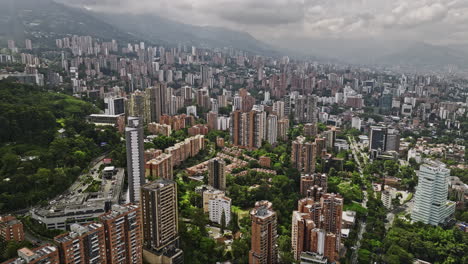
[99, 204, 143, 264]
[104, 97, 125, 115]
[2, 245, 59, 264]
[140, 180, 183, 264]
[412, 161, 456, 225]
[54, 223, 107, 264]
[249, 201, 278, 264]
[0, 215, 24, 242]
[369, 126, 387, 152]
[208, 158, 226, 190]
[126, 117, 145, 203]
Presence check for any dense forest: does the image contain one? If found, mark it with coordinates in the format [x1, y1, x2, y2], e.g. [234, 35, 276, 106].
[0, 80, 121, 213]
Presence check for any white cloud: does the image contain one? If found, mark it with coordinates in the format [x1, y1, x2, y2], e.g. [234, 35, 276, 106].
[61, 0, 468, 44]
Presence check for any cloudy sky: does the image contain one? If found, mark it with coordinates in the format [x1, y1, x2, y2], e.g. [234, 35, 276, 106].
[64, 0, 468, 46]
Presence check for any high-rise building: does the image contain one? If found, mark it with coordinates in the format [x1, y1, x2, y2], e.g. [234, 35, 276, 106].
[3, 245, 60, 264]
[304, 123, 317, 138]
[54, 223, 107, 264]
[321, 193, 343, 234]
[145, 84, 170, 123]
[208, 158, 226, 190]
[126, 117, 145, 203]
[230, 110, 242, 146]
[267, 115, 278, 145]
[128, 90, 145, 118]
[306, 95, 318, 123]
[99, 204, 143, 264]
[385, 129, 400, 152]
[104, 97, 125, 115]
[291, 136, 317, 174]
[369, 126, 387, 152]
[140, 179, 183, 264]
[230, 109, 266, 149]
[25, 39, 32, 50]
[412, 161, 456, 225]
[277, 118, 290, 141]
[0, 215, 24, 242]
[249, 201, 278, 264]
[300, 174, 328, 197]
[272, 101, 285, 119]
[208, 195, 231, 226]
[324, 127, 337, 151]
[351, 116, 361, 130]
[207, 111, 218, 130]
[291, 194, 343, 262]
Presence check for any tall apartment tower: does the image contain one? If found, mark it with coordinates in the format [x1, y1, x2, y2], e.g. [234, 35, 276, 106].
[128, 90, 146, 118]
[277, 118, 290, 141]
[208, 158, 226, 190]
[306, 95, 318, 123]
[249, 201, 278, 264]
[412, 161, 456, 225]
[54, 223, 107, 264]
[140, 179, 183, 264]
[267, 115, 278, 145]
[126, 117, 145, 203]
[99, 204, 143, 264]
[291, 194, 343, 262]
[291, 136, 317, 174]
[321, 193, 343, 234]
[230, 109, 266, 149]
[145, 84, 170, 123]
[230, 110, 241, 146]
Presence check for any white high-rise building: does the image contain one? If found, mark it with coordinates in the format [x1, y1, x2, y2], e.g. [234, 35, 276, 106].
[125, 117, 145, 203]
[233, 96, 242, 111]
[351, 116, 361, 130]
[187, 105, 197, 117]
[208, 196, 231, 226]
[267, 115, 278, 145]
[412, 161, 455, 225]
[104, 97, 125, 115]
[273, 101, 285, 119]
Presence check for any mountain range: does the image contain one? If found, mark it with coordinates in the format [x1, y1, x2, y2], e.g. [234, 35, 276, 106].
[1, 0, 468, 70]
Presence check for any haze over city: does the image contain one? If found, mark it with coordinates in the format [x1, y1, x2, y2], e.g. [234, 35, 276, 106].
[0, 0, 467, 264]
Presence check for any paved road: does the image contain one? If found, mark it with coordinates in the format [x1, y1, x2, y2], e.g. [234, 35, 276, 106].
[348, 136, 369, 264]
